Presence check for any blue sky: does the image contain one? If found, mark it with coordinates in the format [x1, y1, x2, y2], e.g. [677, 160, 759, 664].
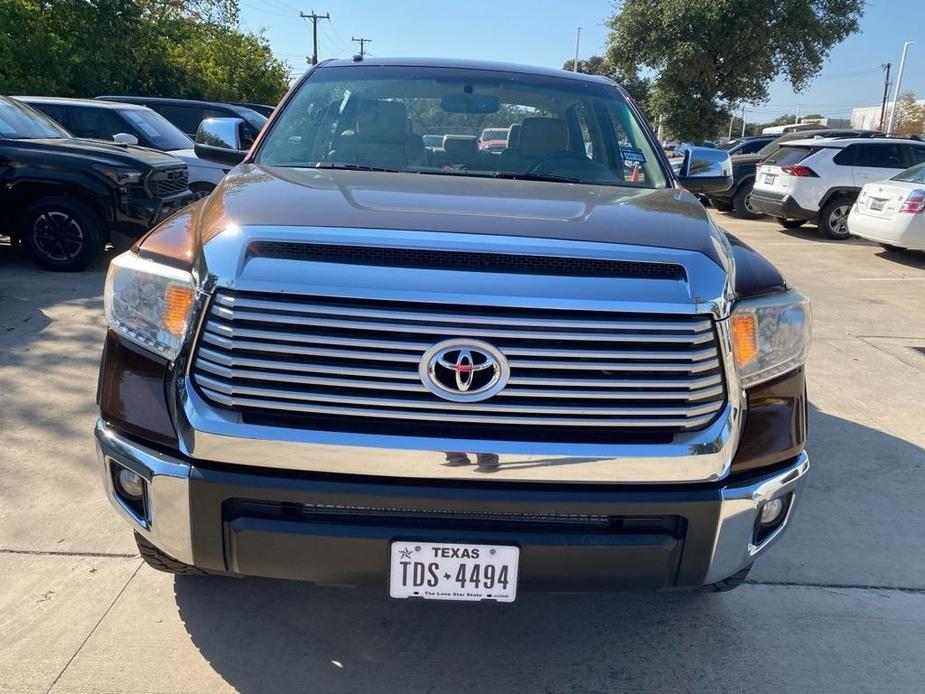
[240, 0, 923, 124]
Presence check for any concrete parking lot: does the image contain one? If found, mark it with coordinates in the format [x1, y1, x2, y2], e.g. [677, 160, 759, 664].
[1, 212, 924, 694]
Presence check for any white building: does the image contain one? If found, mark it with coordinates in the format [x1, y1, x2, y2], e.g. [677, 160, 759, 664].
[852, 100, 925, 131]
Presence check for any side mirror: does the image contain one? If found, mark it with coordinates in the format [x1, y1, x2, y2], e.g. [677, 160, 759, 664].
[194, 117, 248, 166]
[677, 146, 733, 194]
[113, 132, 139, 145]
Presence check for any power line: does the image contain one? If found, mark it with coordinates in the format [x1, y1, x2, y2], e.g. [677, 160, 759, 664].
[300, 11, 330, 66]
[352, 36, 372, 57]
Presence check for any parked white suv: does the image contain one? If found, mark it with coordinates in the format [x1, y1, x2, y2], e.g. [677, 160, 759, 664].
[750, 137, 925, 239]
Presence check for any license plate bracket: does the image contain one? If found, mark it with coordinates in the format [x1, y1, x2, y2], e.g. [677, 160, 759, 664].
[389, 541, 520, 602]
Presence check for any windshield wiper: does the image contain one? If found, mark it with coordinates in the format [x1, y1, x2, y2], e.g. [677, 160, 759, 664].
[312, 162, 404, 173]
[491, 171, 589, 184]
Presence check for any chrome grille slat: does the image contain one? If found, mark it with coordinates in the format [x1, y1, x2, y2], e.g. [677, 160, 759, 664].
[212, 305, 715, 344]
[199, 387, 721, 429]
[195, 373, 724, 416]
[205, 321, 718, 361]
[192, 289, 728, 436]
[214, 294, 713, 333]
[195, 363, 724, 400]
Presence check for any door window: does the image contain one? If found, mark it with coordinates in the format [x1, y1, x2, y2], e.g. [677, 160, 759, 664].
[906, 145, 925, 166]
[67, 107, 129, 141]
[855, 143, 906, 168]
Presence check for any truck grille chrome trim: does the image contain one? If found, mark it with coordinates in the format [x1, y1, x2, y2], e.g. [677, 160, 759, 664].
[190, 290, 728, 438]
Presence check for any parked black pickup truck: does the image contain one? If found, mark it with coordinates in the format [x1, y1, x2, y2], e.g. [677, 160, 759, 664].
[0, 96, 194, 270]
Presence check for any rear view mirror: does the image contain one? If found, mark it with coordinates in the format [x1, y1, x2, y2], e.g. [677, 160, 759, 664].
[194, 117, 248, 166]
[113, 132, 139, 145]
[441, 94, 500, 114]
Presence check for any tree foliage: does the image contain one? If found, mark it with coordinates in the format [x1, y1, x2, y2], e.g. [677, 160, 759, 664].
[605, 0, 865, 142]
[0, 0, 289, 103]
[561, 55, 652, 112]
[890, 91, 925, 137]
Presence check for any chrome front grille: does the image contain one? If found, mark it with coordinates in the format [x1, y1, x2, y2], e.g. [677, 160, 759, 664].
[190, 290, 727, 439]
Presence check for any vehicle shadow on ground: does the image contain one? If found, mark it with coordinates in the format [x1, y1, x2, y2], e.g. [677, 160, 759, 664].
[172, 404, 925, 694]
[875, 248, 925, 269]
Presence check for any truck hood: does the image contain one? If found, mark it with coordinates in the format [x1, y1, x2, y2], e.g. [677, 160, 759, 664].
[200, 164, 729, 267]
[167, 148, 228, 171]
[6, 137, 182, 168]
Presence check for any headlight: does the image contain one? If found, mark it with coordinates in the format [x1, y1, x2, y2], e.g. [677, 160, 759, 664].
[729, 290, 811, 388]
[93, 165, 143, 185]
[104, 252, 196, 360]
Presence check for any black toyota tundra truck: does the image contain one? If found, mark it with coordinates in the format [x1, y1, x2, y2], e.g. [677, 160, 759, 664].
[0, 96, 194, 271]
[96, 58, 811, 599]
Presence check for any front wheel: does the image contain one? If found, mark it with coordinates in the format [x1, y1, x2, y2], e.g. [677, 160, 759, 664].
[21, 196, 103, 271]
[819, 198, 853, 240]
[732, 181, 764, 220]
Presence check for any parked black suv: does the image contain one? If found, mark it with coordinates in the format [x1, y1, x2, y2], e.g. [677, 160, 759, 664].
[96, 96, 266, 143]
[709, 129, 882, 218]
[0, 97, 194, 270]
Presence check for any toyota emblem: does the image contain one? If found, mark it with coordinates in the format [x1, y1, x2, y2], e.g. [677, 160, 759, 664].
[419, 339, 510, 402]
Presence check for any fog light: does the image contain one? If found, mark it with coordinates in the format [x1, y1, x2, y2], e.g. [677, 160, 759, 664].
[116, 467, 145, 500]
[760, 497, 784, 525]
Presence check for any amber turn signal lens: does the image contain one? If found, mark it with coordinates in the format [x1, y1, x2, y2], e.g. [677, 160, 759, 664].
[731, 314, 758, 366]
[163, 284, 195, 336]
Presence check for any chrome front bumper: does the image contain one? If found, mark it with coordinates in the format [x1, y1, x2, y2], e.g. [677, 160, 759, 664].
[96, 421, 809, 586]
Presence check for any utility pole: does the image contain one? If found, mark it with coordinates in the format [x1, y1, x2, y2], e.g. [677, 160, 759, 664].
[887, 41, 914, 134]
[728, 114, 734, 139]
[740, 107, 747, 137]
[300, 11, 330, 65]
[352, 36, 371, 57]
[878, 63, 892, 131]
[794, 105, 800, 125]
[573, 27, 581, 72]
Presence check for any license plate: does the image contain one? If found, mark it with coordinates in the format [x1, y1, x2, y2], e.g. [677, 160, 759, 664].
[389, 541, 519, 602]
[764, 174, 776, 184]
[870, 199, 885, 211]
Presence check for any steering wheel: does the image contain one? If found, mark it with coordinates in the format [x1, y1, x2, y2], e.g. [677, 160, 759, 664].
[524, 151, 594, 174]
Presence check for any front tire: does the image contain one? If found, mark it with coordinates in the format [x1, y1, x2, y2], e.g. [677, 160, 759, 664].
[700, 565, 752, 593]
[732, 180, 764, 219]
[135, 533, 209, 576]
[819, 197, 853, 240]
[21, 196, 103, 271]
[775, 217, 806, 229]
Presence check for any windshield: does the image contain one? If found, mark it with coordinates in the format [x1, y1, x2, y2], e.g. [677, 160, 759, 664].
[0, 98, 70, 139]
[257, 65, 668, 189]
[892, 162, 925, 184]
[120, 109, 192, 150]
[234, 106, 268, 132]
[481, 128, 508, 141]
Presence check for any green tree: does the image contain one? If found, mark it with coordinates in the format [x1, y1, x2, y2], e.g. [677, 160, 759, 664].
[0, 0, 289, 104]
[605, 0, 864, 143]
[561, 55, 652, 111]
[890, 91, 925, 137]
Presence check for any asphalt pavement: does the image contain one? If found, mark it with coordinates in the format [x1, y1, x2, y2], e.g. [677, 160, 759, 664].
[1, 212, 924, 693]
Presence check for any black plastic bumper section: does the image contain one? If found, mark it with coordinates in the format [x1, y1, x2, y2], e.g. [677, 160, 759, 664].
[188, 464, 725, 590]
